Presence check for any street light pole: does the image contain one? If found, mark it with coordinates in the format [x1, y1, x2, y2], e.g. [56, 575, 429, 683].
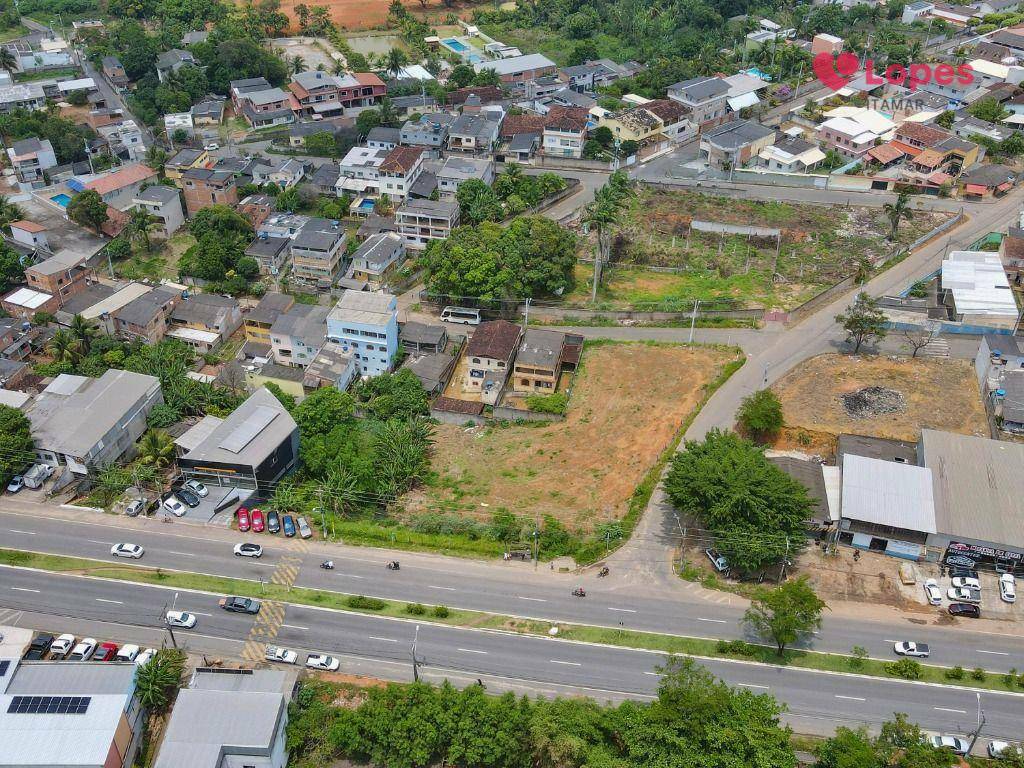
[411, 625, 420, 682]
[967, 693, 986, 755]
[688, 299, 700, 343]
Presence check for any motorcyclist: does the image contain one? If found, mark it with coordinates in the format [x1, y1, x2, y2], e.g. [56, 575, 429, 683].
[572, 587, 586, 597]
[387, 560, 400, 570]
[321, 560, 334, 569]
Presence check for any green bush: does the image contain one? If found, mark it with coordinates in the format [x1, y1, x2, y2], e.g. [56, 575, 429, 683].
[431, 605, 449, 618]
[715, 639, 758, 657]
[524, 392, 569, 415]
[886, 658, 923, 680]
[848, 646, 868, 669]
[971, 667, 986, 681]
[404, 602, 426, 615]
[347, 595, 387, 610]
[944, 665, 965, 680]
[1004, 668, 1017, 687]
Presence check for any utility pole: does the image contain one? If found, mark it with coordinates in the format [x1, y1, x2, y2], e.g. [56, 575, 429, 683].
[522, 297, 530, 330]
[687, 299, 700, 343]
[532, 523, 539, 570]
[411, 624, 420, 682]
[162, 603, 177, 649]
[967, 693, 986, 755]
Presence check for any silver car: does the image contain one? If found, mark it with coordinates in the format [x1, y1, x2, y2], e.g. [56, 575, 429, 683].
[297, 516, 312, 539]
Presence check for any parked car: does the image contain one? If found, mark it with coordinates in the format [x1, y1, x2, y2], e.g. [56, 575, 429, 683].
[50, 633, 76, 659]
[265, 646, 298, 664]
[23, 633, 54, 660]
[999, 573, 1016, 604]
[297, 516, 312, 539]
[183, 479, 209, 498]
[950, 567, 979, 579]
[931, 736, 969, 756]
[219, 596, 261, 614]
[282, 514, 296, 537]
[162, 495, 187, 516]
[989, 741, 1024, 759]
[94, 642, 119, 662]
[266, 510, 281, 534]
[165, 610, 197, 628]
[233, 542, 263, 558]
[125, 497, 147, 517]
[923, 578, 942, 606]
[204, 142, 220, 151]
[951, 576, 981, 590]
[893, 641, 929, 658]
[116, 644, 140, 662]
[237, 507, 251, 533]
[305, 653, 341, 671]
[948, 586, 981, 604]
[704, 548, 729, 573]
[110, 543, 144, 559]
[23, 463, 54, 489]
[948, 602, 981, 618]
[68, 637, 98, 661]
[6, 475, 24, 493]
[176, 487, 201, 507]
[135, 648, 157, 667]
[251, 508, 265, 533]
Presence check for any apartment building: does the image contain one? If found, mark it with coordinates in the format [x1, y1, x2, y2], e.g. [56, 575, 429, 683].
[270, 304, 331, 367]
[132, 185, 184, 238]
[6, 137, 57, 188]
[377, 145, 425, 201]
[396, 198, 460, 250]
[326, 290, 399, 376]
[181, 168, 238, 215]
[289, 218, 347, 288]
[348, 231, 405, 286]
[244, 292, 295, 345]
[667, 76, 730, 129]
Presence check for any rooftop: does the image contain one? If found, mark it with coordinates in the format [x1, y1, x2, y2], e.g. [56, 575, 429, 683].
[400, 320, 447, 347]
[702, 118, 774, 149]
[270, 304, 330, 347]
[516, 328, 564, 368]
[397, 198, 458, 219]
[467, 319, 521, 360]
[247, 292, 294, 325]
[942, 250, 1019, 318]
[180, 387, 297, 468]
[474, 53, 556, 76]
[841, 453, 936, 533]
[329, 289, 397, 326]
[438, 155, 492, 180]
[380, 145, 425, 174]
[669, 75, 730, 102]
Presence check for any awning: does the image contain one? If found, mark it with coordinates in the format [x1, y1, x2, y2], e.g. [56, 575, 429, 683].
[338, 177, 374, 192]
[798, 147, 827, 166]
[727, 91, 759, 112]
[964, 184, 988, 194]
[997, 182, 1014, 192]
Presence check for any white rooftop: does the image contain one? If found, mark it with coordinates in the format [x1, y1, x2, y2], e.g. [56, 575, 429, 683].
[474, 53, 556, 76]
[942, 250, 1019, 318]
[168, 326, 221, 344]
[841, 453, 937, 533]
[3, 287, 50, 310]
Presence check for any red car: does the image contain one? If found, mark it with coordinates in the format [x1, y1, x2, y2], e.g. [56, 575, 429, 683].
[94, 642, 119, 661]
[251, 508, 265, 533]
[237, 507, 250, 533]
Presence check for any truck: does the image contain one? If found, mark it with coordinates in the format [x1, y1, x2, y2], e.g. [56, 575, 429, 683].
[22, 463, 54, 490]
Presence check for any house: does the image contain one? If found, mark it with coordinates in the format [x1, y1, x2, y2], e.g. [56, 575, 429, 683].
[893, 122, 979, 175]
[169, 293, 242, 350]
[348, 231, 405, 285]
[8, 220, 49, 251]
[6, 138, 57, 188]
[367, 126, 401, 150]
[512, 328, 565, 393]
[240, 87, 295, 128]
[400, 112, 455, 148]
[288, 70, 349, 117]
[336, 144, 388, 196]
[230, 76, 272, 109]
[1001, 226, 1024, 284]
[959, 163, 1018, 198]
[667, 76, 730, 129]
[24, 254, 94, 308]
[164, 111, 194, 138]
[543, 108, 589, 158]
[446, 85, 503, 107]
[700, 119, 775, 169]
[70, 163, 157, 208]
[289, 218, 347, 287]
[101, 55, 130, 89]
[390, 93, 438, 117]
[437, 155, 494, 199]
[175, 388, 299, 489]
[156, 49, 196, 82]
[940, 250, 1020, 329]
[758, 134, 826, 172]
[270, 304, 330, 367]
[1, 286, 55, 318]
[133, 185, 184, 238]
[400, 320, 447, 354]
[191, 97, 225, 126]
[181, 167, 238, 214]
[811, 33, 844, 57]
[238, 193, 275, 229]
[994, 370, 1024, 431]
[474, 53, 557, 85]
[447, 112, 503, 153]
[251, 157, 307, 189]
[975, 333, 1024, 389]
[326, 290, 399, 376]
[111, 286, 179, 343]
[463, 319, 521, 401]
[0, 357, 30, 390]
[309, 163, 341, 194]
[0, 83, 46, 113]
[245, 292, 295, 345]
[401, 350, 456, 395]
[27, 368, 162, 473]
[181, 29, 209, 45]
[246, 234, 290, 276]
[378, 145, 425, 200]
[642, 99, 693, 142]
[333, 72, 387, 111]
[596, 107, 662, 147]
[303, 342, 358, 392]
[0, 657, 146, 768]
[396, 198, 459, 250]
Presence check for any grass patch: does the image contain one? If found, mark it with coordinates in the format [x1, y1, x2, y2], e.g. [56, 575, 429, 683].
[16, 66, 81, 82]
[1, 546, 1020, 693]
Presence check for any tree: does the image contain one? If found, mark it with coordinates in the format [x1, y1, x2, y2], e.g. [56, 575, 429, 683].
[69, 314, 98, 355]
[356, 108, 381, 137]
[125, 207, 158, 251]
[353, 369, 429, 421]
[385, 47, 409, 79]
[744, 576, 827, 655]
[737, 389, 784, 440]
[0, 404, 33, 486]
[294, 2, 310, 31]
[455, 178, 502, 225]
[134, 649, 185, 713]
[67, 190, 109, 232]
[0, 195, 24, 231]
[902, 320, 939, 358]
[835, 292, 887, 353]
[935, 110, 955, 129]
[264, 381, 296, 411]
[0, 47, 17, 75]
[968, 96, 1008, 123]
[46, 330, 83, 366]
[294, 387, 355, 436]
[291, 55, 307, 74]
[882, 191, 913, 241]
[0, 244, 24, 293]
[304, 131, 338, 157]
[137, 429, 175, 467]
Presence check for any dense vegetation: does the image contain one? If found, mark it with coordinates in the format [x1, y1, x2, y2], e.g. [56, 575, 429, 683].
[457, 166, 567, 225]
[0, 109, 94, 165]
[0, 405, 34, 486]
[177, 204, 261, 295]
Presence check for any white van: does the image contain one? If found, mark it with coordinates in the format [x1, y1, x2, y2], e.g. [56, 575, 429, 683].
[23, 463, 54, 490]
[440, 306, 481, 325]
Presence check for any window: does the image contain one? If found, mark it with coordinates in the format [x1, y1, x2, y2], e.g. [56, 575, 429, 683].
[472, 357, 480, 364]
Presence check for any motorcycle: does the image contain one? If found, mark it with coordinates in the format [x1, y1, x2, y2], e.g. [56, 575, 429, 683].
[386, 560, 400, 571]
[320, 560, 334, 570]
[597, 566, 609, 577]
[572, 587, 586, 597]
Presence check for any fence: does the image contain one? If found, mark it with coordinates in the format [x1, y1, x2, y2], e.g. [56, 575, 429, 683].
[529, 305, 765, 323]
[492, 405, 564, 422]
[785, 275, 858, 326]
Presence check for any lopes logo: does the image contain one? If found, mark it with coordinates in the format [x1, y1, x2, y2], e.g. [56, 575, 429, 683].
[813, 51, 974, 92]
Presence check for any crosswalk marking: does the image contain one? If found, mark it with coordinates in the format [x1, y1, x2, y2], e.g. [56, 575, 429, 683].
[242, 539, 308, 663]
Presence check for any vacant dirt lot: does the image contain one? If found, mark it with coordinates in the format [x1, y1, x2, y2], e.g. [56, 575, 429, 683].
[279, 0, 480, 30]
[412, 343, 739, 531]
[771, 354, 988, 454]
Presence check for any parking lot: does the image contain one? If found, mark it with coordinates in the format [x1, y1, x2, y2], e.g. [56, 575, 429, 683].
[902, 564, 1020, 618]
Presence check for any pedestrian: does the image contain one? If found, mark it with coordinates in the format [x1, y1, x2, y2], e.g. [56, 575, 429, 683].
[853, 549, 861, 562]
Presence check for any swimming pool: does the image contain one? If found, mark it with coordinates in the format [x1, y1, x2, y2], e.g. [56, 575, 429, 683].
[443, 37, 469, 53]
[51, 193, 72, 207]
[745, 67, 773, 82]
[358, 199, 375, 211]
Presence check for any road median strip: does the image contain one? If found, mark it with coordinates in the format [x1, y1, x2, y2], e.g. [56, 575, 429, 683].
[2, 546, 1022, 695]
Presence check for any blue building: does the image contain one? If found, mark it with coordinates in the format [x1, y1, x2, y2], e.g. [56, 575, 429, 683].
[326, 290, 399, 377]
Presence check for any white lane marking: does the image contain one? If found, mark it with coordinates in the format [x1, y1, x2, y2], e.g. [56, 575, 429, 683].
[7, 529, 35, 535]
[190, 611, 213, 617]
[428, 585, 456, 591]
[87, 539, 116, 545]
[977, 649, 1010, 655]
[370, 636, 399, 643]
[643, 671, 661, 676]
[10, 587, 39, 593]
[738, 683, 770, 689]
[281, 624, 308, 630]
[338, 573, 364, 579]
[608, 607, 637, 613]
[884, 639, 901, 643]
[167, 551, 196, 557]
[517, 596, 546, 602]
[934, 707, 967, 714]
[550, 660, 582, 666]
[96, 598, 123, 604]
[697, 617, 727, 624]
[834, 695, 866, 701]
[457, 648, 488, 654]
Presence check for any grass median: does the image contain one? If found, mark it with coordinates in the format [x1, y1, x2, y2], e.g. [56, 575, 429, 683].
[2, 546, 1021, 695]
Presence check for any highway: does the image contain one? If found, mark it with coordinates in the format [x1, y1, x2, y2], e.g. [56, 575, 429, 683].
[2, 505, 1023, 676]
[1, 565, 1022, 741]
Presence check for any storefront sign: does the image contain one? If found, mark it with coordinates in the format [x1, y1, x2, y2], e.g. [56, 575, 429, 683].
[944, 540, 1024, 566]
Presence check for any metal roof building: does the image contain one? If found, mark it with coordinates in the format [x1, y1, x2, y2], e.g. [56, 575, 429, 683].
[840, 453, 936, 535]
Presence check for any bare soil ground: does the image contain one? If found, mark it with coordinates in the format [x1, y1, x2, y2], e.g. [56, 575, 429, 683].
[410, 343, 738, 531]
[771, 354, 988, 455]
[279, 0, 480, 31]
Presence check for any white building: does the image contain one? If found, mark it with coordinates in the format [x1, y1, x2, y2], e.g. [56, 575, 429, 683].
[437, 155, 495, 199]
[941, 250, 1020, 329]
[336, 145, 387, 196]
[326, 290, 399, 377]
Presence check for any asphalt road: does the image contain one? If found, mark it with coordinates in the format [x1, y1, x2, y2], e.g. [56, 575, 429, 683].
[1, 566, 1022, 743]
[3, 506, 1023, 675]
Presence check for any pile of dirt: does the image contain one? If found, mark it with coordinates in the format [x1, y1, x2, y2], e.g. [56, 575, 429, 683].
[840, 386, 907, 419]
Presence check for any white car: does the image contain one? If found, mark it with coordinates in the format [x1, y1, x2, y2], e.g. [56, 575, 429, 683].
[233, 542, 263, 558]
[135, 648, 157, 667]
[50, 633, 76, 658]
[165, 610, 197, 628]
[305, 653, 340, 671]
[265, 646, 298, 664]
[923, 578, 942, 606]
[951, 576, 981, 590]
[115, 644, 140, 662]
[989, 740, 1024, 759]
[110, 543, 144, 559]
[948, 586, 981, 603]
[68, 637, 97, 661]
[999, 573, 1016, 603]
[183, 479, 209, 498]
[204, 142, 220, 151]
[162, 495, 187, 516]
[893, 641, 930, 658]
[931, 735, 969, 755]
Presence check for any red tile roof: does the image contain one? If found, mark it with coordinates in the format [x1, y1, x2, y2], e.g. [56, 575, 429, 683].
[500, 114, 547, 138]
[446, 86, 502, 105]
[85, 163, 157, 196]
[432, 396, 484, 415]
[380, 145, 424, 174]
[867, 143, 905, 164]
[466, 319, 521, 360]
[895, 122, 950, 148]
[643, 98, 688, 124]
[354, 72, 386, 87]
[9, 220, 45, 233]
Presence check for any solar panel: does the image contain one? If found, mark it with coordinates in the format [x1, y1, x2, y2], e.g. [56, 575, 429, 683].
[0, 660, 10, 676]
[218, 405, 278, 454]
[7, 696, 91, 714]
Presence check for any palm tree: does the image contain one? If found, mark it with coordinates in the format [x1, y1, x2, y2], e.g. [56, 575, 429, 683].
[0, 194, 24, 231]
[69, 314, 98, 355]
[134, 650, 185, 713]
[291, 55, 307, 74]
[883, 192, 913, 241]
[46, 330, 83, 366]
[125, 207, 157, 252]
[385, 47, 409, 80]
[583, 188, 620, 303]
[0, 47, 17, 76]
[137, 429, 175, 468]
[332, 59, 347, 76]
